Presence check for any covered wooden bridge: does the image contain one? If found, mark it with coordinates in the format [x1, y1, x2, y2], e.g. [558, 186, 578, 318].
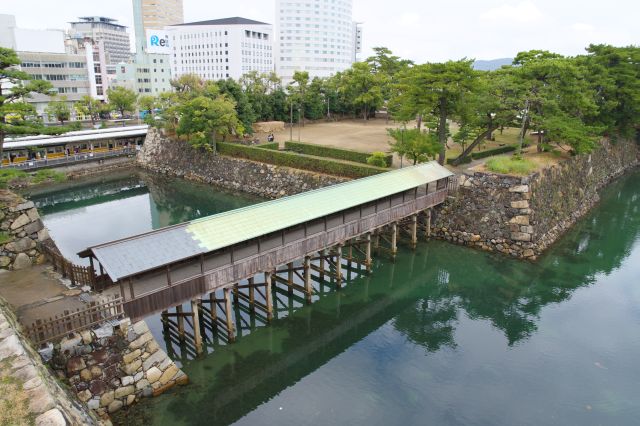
[79, 162, 453, 352]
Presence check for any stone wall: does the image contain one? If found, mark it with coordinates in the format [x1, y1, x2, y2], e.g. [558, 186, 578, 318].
[0, 190, 51, 270]
[138, 128, 348, 199]
[49, 318, 187, 420]
[0, 297, 100, 426]
[433, 139, 639, 259]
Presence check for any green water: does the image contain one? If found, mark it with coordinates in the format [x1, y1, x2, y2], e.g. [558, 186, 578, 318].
[32, 170, 640, 426]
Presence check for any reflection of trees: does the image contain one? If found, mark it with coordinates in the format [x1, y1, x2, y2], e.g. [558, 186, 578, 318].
[125, 171, 639, 425]
[394, 171, 640, 348]
[142, 172, 262, 228]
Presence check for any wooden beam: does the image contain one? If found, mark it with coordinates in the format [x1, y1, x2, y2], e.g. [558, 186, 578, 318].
[287, 262, 294, 295]
[365, 232, 372, 273]
[336, 243, 343, 287]
[224, 287, 235, 342]
[248, 276, 255, 312]
[191, 299, 203, 355]
[265, 271, 273, 322]
[426, 208, 432, 238]
[175, 305, 185, 341]
[304, 255, 312, 304]
[391, 222, 398, 259]
[411, 214, 418, 249]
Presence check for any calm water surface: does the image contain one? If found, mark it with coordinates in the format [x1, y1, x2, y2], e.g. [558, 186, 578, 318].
[29, 169, 640, 426]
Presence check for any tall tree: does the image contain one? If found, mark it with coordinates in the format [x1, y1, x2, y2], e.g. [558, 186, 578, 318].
[217, 78, 256, 133]
[391, 59, 478, 164]
[388, 127, 441, 165]
[0, 47, 60, 160]
[107, 86, 137, 123]
[288, 71, 310, 125]
[341, 62, 386, 121]
[176, 94, 243, 153]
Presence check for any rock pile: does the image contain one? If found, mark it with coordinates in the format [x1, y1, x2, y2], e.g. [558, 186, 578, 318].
[51, 319, 188, 418]
[0, 190, 50, 270]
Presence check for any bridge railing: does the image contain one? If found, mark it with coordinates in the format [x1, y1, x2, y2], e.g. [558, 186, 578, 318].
[25, 296, 124, 345]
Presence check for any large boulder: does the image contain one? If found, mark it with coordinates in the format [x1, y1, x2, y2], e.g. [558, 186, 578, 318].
[5, 237, 36, 253]
[12, 253, 32, 270]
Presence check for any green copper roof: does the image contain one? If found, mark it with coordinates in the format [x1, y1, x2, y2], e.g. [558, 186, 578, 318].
[83, 162, 452, 281]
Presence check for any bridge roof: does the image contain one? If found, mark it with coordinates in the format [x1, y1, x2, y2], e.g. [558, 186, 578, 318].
[81, 162, 452, 282]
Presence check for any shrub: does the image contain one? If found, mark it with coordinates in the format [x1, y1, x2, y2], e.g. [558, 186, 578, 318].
[217, 142, 387, 178]
[367, 152, 389, 167]
[486, 157, 536, 175]
[447, 156, 472, 165]
[284, 141, 392, 167]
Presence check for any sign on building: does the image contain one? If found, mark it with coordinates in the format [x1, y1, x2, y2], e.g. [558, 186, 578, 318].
[146, 30, 171, 54]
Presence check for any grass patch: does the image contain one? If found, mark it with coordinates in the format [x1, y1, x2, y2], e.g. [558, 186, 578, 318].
[285, 141, 392, 167]
[0, 169, 28, 189]
[486, 156, 537, 176]
[32, 169, 67, 184]
[0, 232, 11, 244]
[0, 357, 33, 426]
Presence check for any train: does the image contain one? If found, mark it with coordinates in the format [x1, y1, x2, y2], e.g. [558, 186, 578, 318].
[2, 125, 148, 166]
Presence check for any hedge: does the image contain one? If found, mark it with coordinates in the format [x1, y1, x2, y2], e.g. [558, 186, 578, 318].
[217, 142, 387, 178]
[255, 142, 279, 150]
[470, 145, 516, 160]
[284, 141, 393, 167]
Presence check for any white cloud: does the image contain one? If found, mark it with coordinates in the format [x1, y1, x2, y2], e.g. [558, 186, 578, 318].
[480, 1, 543, 23]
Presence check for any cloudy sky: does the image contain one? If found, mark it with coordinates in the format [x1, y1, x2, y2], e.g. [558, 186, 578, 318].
[2, 0, 638, 62]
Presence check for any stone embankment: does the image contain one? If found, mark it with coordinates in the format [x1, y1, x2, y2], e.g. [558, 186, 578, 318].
[433, 139, 639, 259]
[0, 190, 51, 270]
[138, 128, 347, 198]
[0, 298, 99, 425]
[50, 318, 187, 420]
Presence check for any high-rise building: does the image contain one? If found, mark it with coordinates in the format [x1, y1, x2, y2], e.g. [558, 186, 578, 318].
[275, 0, 359, 83]
[0, 14, 92, 120]
[133, 0, 184, 56]
[68, 17, 131, 64]
[167, 17, 274, 81]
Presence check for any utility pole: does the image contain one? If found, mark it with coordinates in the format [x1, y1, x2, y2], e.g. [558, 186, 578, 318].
[289, 100, 293, 141]
[298, 106, 301, 142]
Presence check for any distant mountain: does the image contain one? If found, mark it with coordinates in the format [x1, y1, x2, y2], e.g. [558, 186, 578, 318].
[473, 58, 513, 71]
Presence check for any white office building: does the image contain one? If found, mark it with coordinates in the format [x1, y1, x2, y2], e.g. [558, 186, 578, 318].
[68, 17, 131, 64]
[275, 0, 360, 83]
[165, 17, 274, 81]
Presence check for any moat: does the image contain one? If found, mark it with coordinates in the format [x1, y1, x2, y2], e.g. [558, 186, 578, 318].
[25, 169, 640, 426]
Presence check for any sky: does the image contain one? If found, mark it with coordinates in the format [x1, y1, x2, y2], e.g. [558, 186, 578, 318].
[1, 0, 638, 62]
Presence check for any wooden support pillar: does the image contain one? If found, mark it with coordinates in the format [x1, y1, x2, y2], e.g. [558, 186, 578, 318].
[336, 243, 343, 287]
[411, 214, 418, 249]
[191, 299, 203, 355]
[233, 283, 239, 303]
[287, 262, 294, 295]
[391, 222, 398, 259]
[161, 310, 169, 332]
[319, 249, 326, 281]
[248, 277, 255, 312]
[265, 271, 273, 322]
[224, 288, 235, 342]
[209, 292, 217, 326]
[175, 305, 185, 341]
[365, 233, 372, 273]
[426, 208, 432, 238]
[304, 256, 312, 304]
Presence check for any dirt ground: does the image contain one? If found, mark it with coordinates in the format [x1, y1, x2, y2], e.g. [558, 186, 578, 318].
[0, 265, 89, 327]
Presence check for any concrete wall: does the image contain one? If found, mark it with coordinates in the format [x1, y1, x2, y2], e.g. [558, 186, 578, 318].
[433, 139, 639, 259]
[138, 127, 348, 199]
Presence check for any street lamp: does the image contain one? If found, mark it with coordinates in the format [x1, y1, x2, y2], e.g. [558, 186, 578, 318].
[289, 100, 293, 142]
[298, 106, 301, 142]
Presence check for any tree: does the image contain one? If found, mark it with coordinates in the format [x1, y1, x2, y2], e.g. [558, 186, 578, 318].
[75, 95, 103, 125]
[388, 128, 441, 165]
[176, 94, 244, 153]
[391, 59, 478, 164]
[288, 71, 310, 126]
[0, 47, 62, 160]
[106, 86, 137, 123]
[45, 96, 71, 125]
[217, 78, 256, 134]
[341, 62, 386, 121]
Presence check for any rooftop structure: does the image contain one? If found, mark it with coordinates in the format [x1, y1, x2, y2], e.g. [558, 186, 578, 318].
[69, 16, 131, 64]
